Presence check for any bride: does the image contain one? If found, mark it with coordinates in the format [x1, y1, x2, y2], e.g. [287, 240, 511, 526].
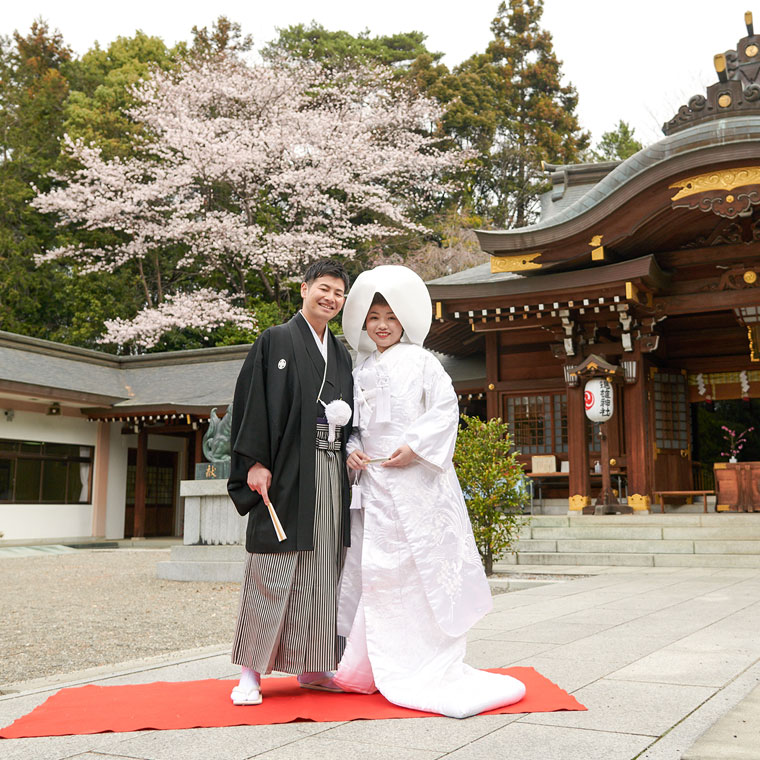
[333, 265, 525, 719]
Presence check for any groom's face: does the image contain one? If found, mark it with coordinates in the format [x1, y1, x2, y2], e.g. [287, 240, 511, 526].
[301, 275, 346, 327]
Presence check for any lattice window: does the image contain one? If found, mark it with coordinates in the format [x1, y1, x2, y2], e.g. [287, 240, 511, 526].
[0, 440, 93, 503]
[506, 393, 567, 454]
[148, 464, 175, 505]
[653, 371, 689, 449]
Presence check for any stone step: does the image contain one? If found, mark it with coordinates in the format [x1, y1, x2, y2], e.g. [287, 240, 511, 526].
[520, 538, 696, 554]
[168, 544, 247, 562]
[157, 560, 245, 582]
[663, 526, 760, 540]
[524, 514, 760, 527]
[512, 551, 760, 568]
[530, 524, 760, 541]
[514, 552, 655, 567]
[531, 526, 665, 540]
[156, 544, 247, 582]
[694, 540, 760, 554]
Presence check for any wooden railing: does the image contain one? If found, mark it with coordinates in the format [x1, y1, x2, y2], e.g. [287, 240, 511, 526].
[692, 461, 716, 491]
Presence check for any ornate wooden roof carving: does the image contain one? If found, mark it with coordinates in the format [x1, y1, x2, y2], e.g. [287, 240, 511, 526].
[663, 13, 760, 135]
[670, 166, 760, 219]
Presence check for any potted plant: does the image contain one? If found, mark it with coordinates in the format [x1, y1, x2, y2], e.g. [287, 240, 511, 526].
[721, 425, 755, 463]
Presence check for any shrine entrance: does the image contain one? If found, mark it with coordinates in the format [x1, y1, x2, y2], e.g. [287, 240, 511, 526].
[424, 15, 760, 514]
[124, 449, 178, 538]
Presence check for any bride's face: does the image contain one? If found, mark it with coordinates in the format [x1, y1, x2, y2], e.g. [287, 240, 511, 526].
[365, 303, 403, 353]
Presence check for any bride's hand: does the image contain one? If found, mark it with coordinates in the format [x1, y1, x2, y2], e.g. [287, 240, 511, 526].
[347, 450, 369, 471]
[382, 445, 417, 468]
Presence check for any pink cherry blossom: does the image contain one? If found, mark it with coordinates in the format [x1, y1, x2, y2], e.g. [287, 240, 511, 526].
[101, 289, 256, 349]
[33, 55, 469, 349]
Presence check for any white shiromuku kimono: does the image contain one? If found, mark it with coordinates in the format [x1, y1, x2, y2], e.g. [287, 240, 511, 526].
[334, 342, 526, 718]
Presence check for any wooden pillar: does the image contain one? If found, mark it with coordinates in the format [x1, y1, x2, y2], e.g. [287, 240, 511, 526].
[91, 421, 111, 538]
[593, 420, 630, 514]
[485, 332, 499, 420]
[133, 428, 148, 538]
[566, 383, 590, 513]
[624, 353, 653, 512]
[194, 427, 203, 464]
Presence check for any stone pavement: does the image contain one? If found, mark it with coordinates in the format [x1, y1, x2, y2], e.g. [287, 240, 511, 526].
[2, 565, 760, 760]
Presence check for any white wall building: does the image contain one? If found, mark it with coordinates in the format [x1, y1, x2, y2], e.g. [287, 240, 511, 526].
[0, 330, 484, 545]
[0, 331, 249, 543]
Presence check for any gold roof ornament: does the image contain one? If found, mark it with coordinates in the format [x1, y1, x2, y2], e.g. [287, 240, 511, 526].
[669, 167, 760, 200]
[669, 167, 760, 218]
[490, 253, 542, 273]
[589, 234, 604, 261]
[663, 14, 760, 134]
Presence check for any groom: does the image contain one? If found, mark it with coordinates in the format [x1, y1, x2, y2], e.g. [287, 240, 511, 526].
[227, 259, 354, 705]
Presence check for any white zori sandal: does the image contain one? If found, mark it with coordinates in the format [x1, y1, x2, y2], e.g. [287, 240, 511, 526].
[297, 672, 344, 692]
[230, 686, 262, 705]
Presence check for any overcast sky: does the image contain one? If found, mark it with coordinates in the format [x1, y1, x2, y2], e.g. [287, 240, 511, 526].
[3, 1, 756, 145]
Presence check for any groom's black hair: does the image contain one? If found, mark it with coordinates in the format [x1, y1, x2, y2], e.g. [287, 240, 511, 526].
[303, 259, 350, 292]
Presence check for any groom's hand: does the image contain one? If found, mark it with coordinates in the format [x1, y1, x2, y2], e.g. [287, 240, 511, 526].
[247, 462, 272, 505]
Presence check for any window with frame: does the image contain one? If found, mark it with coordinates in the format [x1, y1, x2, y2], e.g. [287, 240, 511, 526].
[0, 440, 94, 504]
[505, 393, 567, 454]
[653, 371, 689, 449]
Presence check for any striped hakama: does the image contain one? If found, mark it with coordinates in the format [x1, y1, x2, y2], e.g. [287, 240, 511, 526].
[231, 423, 346, 675]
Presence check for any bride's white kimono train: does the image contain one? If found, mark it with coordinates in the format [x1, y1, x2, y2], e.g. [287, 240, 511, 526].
[334, 343, 525, 719]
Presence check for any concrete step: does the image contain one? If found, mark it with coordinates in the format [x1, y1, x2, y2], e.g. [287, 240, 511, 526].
[157, 560, 245, 582]
[520, 537, 733, 554]
[168, 544, 246, 562]
[694, 540, 760, 554]
[532, 526, 664, 540]
[513, 552, 655, 567]
[515, 514, 760, 568]
[560, 539, 695, 554]
[663, 525, 760, 540]
[156, 543, 247, 582]
[548, 514, 760, 527]
[531, 525, 760, 541]
[512, 551, 760, 568]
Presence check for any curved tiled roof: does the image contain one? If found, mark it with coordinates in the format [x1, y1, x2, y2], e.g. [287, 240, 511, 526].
[476, 116, 760, 252]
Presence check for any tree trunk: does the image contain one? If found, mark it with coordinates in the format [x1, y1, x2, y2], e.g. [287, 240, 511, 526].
[153, 251, 163, 302]
[136, 259, 153, 307]
[257, 269, 276, 301]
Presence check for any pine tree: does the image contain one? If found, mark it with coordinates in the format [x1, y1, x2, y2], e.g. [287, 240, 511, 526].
[261, 23, 439, 71]
[421, 0, 589, 228]
[472, 0, 588, 227]
[592, 120, 643, 162]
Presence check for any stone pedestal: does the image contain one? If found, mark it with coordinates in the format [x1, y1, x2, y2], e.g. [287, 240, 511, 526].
[180, 479, 247, 545]
[157, 479, 248, 581]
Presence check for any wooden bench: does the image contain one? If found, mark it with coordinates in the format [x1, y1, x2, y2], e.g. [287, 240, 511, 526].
[654, 490, 715, 514]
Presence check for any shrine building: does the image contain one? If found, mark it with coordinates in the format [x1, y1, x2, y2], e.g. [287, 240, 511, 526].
[0, 332, 477, 543]
[425, 14, 760, 514]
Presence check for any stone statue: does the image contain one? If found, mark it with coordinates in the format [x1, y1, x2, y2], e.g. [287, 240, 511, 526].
[196, 405, 233, 479]
[203, 405, 233, 463]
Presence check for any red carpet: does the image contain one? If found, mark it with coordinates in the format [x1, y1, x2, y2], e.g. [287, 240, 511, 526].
[0, 668, 585, 739]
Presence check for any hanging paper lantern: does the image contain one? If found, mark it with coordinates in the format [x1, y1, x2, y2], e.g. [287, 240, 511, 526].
[584, 378, 614, 422]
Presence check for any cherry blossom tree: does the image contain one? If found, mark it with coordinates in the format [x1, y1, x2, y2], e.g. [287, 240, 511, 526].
[32, 55, 465, 350]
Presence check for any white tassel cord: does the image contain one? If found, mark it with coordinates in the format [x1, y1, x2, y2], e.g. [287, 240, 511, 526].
[324, 399, 352, 443]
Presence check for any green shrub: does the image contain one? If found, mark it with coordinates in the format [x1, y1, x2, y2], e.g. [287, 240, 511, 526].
[454, 415, 529, 575]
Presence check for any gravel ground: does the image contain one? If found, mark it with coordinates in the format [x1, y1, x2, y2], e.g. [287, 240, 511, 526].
[0, 549, 240, 688]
